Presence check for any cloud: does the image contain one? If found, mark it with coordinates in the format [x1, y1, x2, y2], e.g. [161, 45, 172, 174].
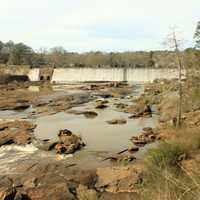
[0, 0, 199, 52]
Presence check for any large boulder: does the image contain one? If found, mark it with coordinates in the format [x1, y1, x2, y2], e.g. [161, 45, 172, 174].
[40, 129, 85, 154]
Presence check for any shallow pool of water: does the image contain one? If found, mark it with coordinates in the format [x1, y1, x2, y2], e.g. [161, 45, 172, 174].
[34, 97, 158, 152]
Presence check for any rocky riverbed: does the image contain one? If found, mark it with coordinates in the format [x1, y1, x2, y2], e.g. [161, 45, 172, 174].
[0, 80, 163, 200]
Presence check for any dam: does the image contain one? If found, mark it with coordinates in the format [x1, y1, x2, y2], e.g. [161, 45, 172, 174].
[28, 67, 182, 83]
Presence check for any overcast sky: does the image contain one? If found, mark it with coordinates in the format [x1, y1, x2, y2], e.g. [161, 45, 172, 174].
[0, 0, 199, 52]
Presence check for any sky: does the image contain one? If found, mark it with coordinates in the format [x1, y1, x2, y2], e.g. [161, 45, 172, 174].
[0, 0, 199, 52]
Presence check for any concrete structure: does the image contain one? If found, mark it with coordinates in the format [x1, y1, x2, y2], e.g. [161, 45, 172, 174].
[39, 67, 54, 81]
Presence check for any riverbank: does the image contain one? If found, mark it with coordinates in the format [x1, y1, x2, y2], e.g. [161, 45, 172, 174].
[137, 74, 200, 200]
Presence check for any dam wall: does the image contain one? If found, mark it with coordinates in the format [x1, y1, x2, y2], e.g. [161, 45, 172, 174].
[51, 67, 183, 83]
[0, 65, 184, 83]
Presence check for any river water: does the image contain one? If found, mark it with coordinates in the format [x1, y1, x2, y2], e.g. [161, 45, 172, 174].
[0, 83, 160, 171]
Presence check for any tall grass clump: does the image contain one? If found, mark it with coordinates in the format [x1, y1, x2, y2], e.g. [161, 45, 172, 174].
[144, 142, 185, 181]
[141, 127, 200, 200]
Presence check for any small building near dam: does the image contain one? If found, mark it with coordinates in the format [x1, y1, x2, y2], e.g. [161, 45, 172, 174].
[39, 66, 54, 81]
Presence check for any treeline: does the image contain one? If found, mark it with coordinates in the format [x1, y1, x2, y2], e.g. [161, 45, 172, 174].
[0, 41, 200, 69]
[0, 41, 45, 66]
[0, 42, 155, 68]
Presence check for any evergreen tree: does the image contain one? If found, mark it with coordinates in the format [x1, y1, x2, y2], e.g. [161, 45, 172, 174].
[8, 43, 33, 65]
[194, 21, 200, 49]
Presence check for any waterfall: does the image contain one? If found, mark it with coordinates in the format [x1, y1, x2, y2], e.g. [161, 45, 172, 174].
[28, 68, 40, 81]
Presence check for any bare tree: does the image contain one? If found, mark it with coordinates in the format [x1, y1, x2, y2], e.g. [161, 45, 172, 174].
[165, 27, 184, 127]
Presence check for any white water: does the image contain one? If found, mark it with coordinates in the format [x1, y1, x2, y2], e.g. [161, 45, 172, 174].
[28, 68, 40, 81]
[51, 68, 182, 83]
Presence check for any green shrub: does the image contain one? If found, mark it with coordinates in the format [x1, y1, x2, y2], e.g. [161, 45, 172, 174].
[145, 142, 185, 170]
[142, 141, 200, 200]
[144, 142, 186, 184]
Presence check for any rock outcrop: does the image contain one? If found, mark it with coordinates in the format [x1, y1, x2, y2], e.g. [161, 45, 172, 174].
[38, 129, 85, 155]
[96, 165, 143, 193]
[0, 120, 36, 147]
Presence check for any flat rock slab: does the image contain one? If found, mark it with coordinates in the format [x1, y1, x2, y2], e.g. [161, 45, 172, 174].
[96, 165, 143, 193]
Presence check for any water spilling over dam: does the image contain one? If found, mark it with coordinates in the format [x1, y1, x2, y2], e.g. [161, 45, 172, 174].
[28, 67, 182, 83]
[28, 68, 40, 81]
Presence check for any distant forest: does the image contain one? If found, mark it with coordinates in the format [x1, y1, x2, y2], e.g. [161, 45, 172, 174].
[0, 40, 200, 69]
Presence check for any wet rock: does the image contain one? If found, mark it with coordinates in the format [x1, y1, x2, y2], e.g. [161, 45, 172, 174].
[128, 113, 142, 119]
[13, 131, 32, 145]
[128, 146, 139, 154]
[96, 99, 109, 104]
[0, 121, 36, 147]
[117, 155, 136, 163]
[130, 136, 147, 147]
[36, 129, 85, 154]
[130, 127, 157, 147]
[0, 132, 14, 146]
[35, 140, 58, 151]
[105, 86, 133, 98]
[13, 100, 30, 111]
[97, 93, 113, 99]
[115, 103, 128, 110]
[32, 91, 92, 116]
[102, 155, 136, 164]
[142, 127, 153, 134]
[0, 121, 36, 131]
[0, 130, 32, 147]
[83, 111, 98, 119]
[58, 129, 73, 137]
[95, 101, 108, 109]
[0, 125, 8, 131]
[0, 98, 30, 111]
[67, 110, 98, 119]
[106, 119, 127, 125]
[57, 143, 77, 155]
